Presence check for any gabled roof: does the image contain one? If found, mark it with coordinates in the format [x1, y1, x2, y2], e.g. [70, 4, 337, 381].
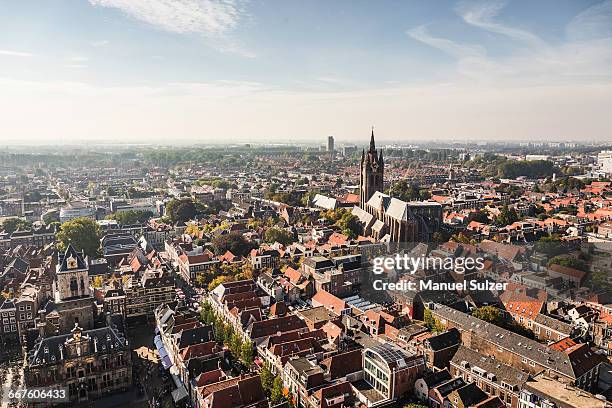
[247, 314, 307, 340]
[426, 328, 461, 351]
[58, 244, 87, 272]
[177, 325, 214, 349]
[420, 368, 451, 387]
[320, 348, 362, 380]
[312, 290, 346, 314]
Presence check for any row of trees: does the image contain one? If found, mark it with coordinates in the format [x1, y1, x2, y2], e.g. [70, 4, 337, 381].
[496, 160, 556, 179]
[259, 365, 292, 406]
[106, 210, 153, 225]
[200, 302, 254, 367]
[201, 301, 293, 406]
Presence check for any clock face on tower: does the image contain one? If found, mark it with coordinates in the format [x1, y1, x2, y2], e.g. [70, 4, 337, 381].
[66, 255, 78, 269]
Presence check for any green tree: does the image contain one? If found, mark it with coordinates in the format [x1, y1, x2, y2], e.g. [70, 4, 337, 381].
[548, 256, 585, 270]
[108, 210, 153, 225]
[92, 275, 104, 288]
[424, 309, 445, 333]
[56, 217, 101, 257]
[208, 275, 230, 291]
[335, 212, 361, 239]
[229, 333, 243, 357]
[240, 341, 254, 366]
[386, 180, 422, 201]
[496, 160, 555, 178]
[1, 218, 31, 234]
[494, 206, 519, 226]
[450, 233, 472, 244]
[270, 376, 285, 404]
[260, 365, 275, 393]
[165, 198, 196, 222]
[43, 211, 60, 225]
[472, 306, 503, 325]
[264, 227, 295, 245]
[200, 301, 215, 325]
[211, 232, 255, 257]
[470, 210, 489, 224]
[534, 234, 571, 256]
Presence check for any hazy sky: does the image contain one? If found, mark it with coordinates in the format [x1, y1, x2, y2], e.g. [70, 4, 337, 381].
[0, 0, 611, 145]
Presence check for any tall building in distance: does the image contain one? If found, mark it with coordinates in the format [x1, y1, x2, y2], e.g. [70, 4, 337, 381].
[598, 150, 612, 176]
[359, 129, 384, 208]
[327, 135, 335, 152]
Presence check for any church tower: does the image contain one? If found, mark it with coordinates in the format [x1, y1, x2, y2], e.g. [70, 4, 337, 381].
[55, 244, 90, 301]
[360, 128, 384, 208]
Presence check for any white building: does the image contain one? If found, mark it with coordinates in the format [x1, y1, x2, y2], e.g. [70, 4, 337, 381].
[59, 204, 95, 222]
[598, 151, 612, 175]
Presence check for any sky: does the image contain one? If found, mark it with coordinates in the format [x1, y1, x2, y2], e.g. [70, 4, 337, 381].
[0, 0, 611, 145]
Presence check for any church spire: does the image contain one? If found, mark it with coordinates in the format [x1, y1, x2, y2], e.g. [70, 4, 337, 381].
[369, 126, 376, 152]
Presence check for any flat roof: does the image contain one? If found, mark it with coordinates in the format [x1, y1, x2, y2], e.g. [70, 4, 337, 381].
[524, 375, 607, 408]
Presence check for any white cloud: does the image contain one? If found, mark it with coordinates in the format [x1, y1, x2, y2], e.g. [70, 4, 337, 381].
[89, 0, 245, 36]
[456, 0, 544, 47]
[566, 0, 612, 41]
[407, 25, 484, 58]
[407, 1, 612, 84]
[0, 49, 34, 57]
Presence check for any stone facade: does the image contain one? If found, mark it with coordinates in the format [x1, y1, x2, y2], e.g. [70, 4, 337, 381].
[25, 325, 132, 404]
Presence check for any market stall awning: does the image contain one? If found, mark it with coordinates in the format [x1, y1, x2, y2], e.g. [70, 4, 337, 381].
[153, 335, 173, 369]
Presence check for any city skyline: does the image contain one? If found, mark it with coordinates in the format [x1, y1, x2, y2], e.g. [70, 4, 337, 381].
[0, 0, 611, 144]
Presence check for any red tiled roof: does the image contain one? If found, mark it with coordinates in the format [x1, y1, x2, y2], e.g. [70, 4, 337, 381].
[284, 267, 302, 285]
[312, 290, 346, 314]
[548, 264, 586, 280]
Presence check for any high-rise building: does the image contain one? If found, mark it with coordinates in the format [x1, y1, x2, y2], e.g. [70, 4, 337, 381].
[598, 150, 612, 175]
[327, 135, 335, 152]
